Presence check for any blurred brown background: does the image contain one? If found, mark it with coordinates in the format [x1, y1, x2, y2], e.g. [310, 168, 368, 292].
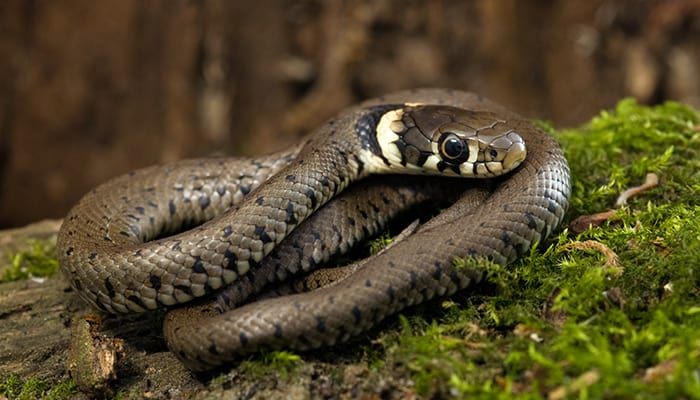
[1, 0, 699, 228]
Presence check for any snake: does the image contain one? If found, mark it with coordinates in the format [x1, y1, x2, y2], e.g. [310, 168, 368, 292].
[57, 89, 570, 371]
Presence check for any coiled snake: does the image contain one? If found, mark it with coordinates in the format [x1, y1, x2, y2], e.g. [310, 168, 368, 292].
[57, 89, 571, 371]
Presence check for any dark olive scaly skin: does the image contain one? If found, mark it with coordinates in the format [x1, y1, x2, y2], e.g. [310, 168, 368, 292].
[58, 89, 570, 371]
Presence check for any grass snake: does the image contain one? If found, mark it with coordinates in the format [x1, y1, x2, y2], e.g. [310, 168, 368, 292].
[57, 89, 571, 371]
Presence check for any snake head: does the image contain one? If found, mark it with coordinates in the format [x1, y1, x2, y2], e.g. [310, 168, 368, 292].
[372, 104, 527, 177]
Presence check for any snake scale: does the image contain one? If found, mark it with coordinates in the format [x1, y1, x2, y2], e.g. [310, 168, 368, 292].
[57, 89, 571, 371]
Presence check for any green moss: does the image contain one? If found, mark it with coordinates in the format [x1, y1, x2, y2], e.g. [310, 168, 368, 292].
[0, 374, 76, 400]
[238, 350, 302, 378]
[375, 99, 700, 398]
[1, 240, 59, 282]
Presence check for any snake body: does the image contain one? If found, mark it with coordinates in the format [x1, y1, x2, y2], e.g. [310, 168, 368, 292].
[57, 89, 570, 371]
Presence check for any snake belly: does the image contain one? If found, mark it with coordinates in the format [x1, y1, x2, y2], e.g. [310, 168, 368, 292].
[57, 89, 570, 371]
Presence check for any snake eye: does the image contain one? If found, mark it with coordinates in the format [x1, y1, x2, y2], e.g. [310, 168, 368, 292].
[439, 133, 468, 163]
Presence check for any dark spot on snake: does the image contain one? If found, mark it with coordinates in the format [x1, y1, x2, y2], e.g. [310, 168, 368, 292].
[306, 189, 317, 209]
[254, 226, 273, 244]
[380, 194, 391, 205]
[291, 240, 304, 257]
[359, 209, 368, 219]
[219, 290, 231, 306]
[347, 217, 356, 226]
[149, 274, 161, 290]
[285, 174, 296, 182]
[240, 185, 251, 195]
[172, 240, 182, 251]
[192, 256, 206, 273]
[217, 185, 227, 196]
[437, 161, 448, 172]
[388, 261, 396, 268]
[361, 225, 370, 238]
[517, 242, 530, 256]
[93, 296, 109, 312]
[368, 201, 380, 213]
[135, 206, 145, 214]
[387, 286, 396, 302]
[410, 271, 418, 289]
[337, 148, 348, 162]
[127, 295, 148, 310]
[147, 201, 158, 208]
[286, 202, 297, 225]
[174, 186, 184, 192]
[328, 296, 335, 304]
[126, 214, 139, 221]
[312, 231, 321, 241]
[129, 224, 141, 237]
[208, 344, 219, 355]
[316, 316, 326, 333]
[73, 279, 82, 290]
[352, 306, 362, 323]
[169, 200, 176, 215]
[128, 171, 135, 176]
[248, 271, 257, 285]
[432, 262, 443, 280]
[119, 231, 130, 237]
[467, 248, 477, 256]
[149, 217, 155, 225]
[501, 232, 511, 245]
[88, 252, 97, 260]
[104, 278, 115, 298]
[199, 195, 210, 210]
[365, 279, 372, 287]
[547, 199, 558, 213]
[255, 196, 264, 205]
[223, 225, 233, 237]
[178, 350, 188, 360]
[66, 247, 74, 256]
[353, 154, 365, 174]
[174, 284, 193, 296]
[223, 250, 237, 268]
[274, 324, 283, 338]
[307, 257, 317, 270]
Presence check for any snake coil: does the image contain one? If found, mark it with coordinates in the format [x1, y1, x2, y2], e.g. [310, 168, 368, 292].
[58, 89, 570, 371]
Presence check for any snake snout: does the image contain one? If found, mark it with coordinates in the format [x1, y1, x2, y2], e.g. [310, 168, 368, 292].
[503, 139, 527, 172]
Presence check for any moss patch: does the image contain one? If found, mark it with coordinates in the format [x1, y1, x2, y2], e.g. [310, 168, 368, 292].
[238, 350, 303, 378]
[0, 374, 76, 400]
[372, 99, 700, 398]
[0, 240, 59, 283]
